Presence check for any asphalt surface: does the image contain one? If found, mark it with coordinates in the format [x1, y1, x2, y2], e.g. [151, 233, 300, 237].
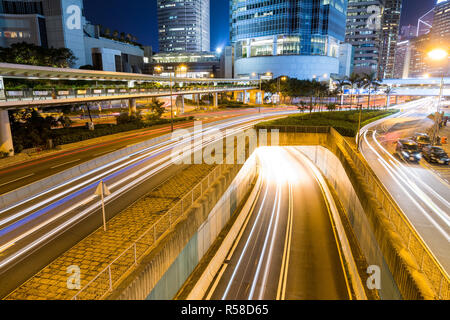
[209, 147, 351, 300]
[0, 108, 298, 298]
[360, 98, 450, 273]
[0, 108, 293, 194]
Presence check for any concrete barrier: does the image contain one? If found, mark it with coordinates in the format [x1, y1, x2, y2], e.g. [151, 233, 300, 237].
[255, 125, 447, 300]
[0, 133, 172, 210]
[185, 172, 262, 300]
[108, 156, 258, 300]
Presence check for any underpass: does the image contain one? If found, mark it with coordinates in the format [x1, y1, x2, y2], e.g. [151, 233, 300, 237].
[208, 147, 352, 300]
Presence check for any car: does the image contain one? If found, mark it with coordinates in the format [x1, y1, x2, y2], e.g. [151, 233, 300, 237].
[396, 139, 422, 163]
[422, 146, 449, 165]
[412, 133, 432, 150]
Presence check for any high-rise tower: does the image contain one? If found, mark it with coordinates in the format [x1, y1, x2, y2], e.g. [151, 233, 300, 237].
[230, 0, 349, 80]
[157, 0, 210, 53]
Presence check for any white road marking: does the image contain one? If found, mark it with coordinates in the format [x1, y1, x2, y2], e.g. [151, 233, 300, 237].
[50, 159, 81, 169]
[0, 173, 35, 188]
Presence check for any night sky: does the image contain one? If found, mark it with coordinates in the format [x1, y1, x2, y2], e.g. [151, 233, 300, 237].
[84, 0, 438, 52]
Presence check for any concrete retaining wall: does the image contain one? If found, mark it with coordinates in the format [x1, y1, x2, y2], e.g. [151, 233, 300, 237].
[257, 126, 440, 299]
[108, 155, 258, 300]
[298, 146, 402, 299]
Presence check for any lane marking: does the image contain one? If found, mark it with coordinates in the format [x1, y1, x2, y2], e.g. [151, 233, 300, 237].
[0, 174, 35, 188]
[276, 183, 293, 300]
[50, 159, 81, 169]
[205, 180, 263, 300]
[292, 148, 353, 300]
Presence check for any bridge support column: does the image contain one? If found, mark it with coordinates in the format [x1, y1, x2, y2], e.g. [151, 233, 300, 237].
[176, 95, 185, 114]
[0, 109, 14, 156]
[213, 93, 218, 108]
[243, 90, 248, 104]
[128, 98, 137, 114]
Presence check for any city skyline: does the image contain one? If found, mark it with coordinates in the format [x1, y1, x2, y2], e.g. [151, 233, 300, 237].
[84, 0, 436, 53]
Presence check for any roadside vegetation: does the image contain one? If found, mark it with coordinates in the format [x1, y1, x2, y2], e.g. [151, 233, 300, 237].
[8, 99, 193, 154]
[257, 109, 399, 137]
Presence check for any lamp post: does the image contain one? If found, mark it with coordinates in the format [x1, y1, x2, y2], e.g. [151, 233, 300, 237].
[427, 48, 448, 144]
[277, 76, 287, 106]
[154, 65, 174, 132]
[252, 72, 271, 112]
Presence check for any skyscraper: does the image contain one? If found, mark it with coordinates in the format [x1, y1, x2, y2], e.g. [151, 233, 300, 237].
[345, 0, 383, 76]
[430, 0, 450, 76]
[378, 0, 403, 79]
[157, 0, 210, 53]
[230, 0, 349, 80]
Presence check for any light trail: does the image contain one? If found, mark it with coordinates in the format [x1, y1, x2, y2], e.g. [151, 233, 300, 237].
[0, 111, 297, 270]
[362, 131, 450, 242]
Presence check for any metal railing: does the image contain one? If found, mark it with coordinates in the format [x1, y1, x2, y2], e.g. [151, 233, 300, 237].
[331, 128, 449, 300]
[254, 125, 449, 299]
[72, 164, 229, 300]
[2, 86, 254, 102]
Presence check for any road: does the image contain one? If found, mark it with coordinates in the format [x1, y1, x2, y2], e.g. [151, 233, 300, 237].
[360, 98, 450, 273]
[0, 107, 295, 194]
[209, 147, 351, 300]
[0, 108, 297, 298]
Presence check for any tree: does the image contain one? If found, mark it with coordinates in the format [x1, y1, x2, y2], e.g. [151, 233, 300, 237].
[334, 79, 348, 109]
[0, 42, 77, 68]
[361, 72, 381, 110]
[9, 108, 57, 151]
[148, 99, 166, 119]
[347, 73, 363, 108]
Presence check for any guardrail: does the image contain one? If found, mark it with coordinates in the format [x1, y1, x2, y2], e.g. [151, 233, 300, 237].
[333, 128, 449, 300]
[255, 124, 449, 299]
[72, 164, 229, 300]
[2, 86, 254, 102]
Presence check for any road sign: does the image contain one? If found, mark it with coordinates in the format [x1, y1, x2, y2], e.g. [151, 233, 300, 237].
[95, 180, 111, 231]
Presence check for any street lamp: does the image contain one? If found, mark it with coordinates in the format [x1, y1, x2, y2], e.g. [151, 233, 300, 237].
[277, 76, 287, 106]
[251, 72, 270, 112]
[155, 66, 174, 132]
[427, 48, 448, 144]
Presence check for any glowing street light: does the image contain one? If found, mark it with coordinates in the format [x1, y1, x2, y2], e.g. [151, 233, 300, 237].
[427, 48, 448, 61]
[427, 48, 448, 144]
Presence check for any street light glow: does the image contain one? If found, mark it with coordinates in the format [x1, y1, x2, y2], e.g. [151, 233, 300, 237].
[427, 48, 448, 61]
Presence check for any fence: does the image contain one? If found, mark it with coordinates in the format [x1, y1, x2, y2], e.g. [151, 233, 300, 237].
[332, 127, 449, 299]
[2, 86, 254, 102]
[255, 125, 449, 299]
[72, 164, 229, 300]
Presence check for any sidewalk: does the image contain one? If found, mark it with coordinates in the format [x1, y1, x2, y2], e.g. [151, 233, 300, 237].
[6, 163, 219, 300]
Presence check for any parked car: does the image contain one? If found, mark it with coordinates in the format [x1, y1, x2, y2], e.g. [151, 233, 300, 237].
[396, 139, 422, 163]
[422, 146, 449, 165]
[412, 133, 431, 150]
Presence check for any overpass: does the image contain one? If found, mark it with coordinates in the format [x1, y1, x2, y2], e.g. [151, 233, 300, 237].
[380, 78, 450, 96]
[0, 63, 259, 155]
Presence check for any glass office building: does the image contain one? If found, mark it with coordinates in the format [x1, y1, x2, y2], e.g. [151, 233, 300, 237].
[157, 0, 210, 53]
[230, 0, 348, 80]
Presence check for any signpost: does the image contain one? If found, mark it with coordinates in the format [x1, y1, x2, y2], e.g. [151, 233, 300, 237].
[95, 180, 111, 231]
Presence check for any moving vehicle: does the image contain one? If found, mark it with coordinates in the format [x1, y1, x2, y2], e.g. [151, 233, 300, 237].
[412, 133, 431, 150]
[422, 146, 449, 165]
[396, 139, 422, 163]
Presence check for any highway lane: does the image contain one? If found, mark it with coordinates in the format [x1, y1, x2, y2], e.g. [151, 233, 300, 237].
[0, 107, 295, 194]
[209, 147, 351, 300]
[0, 109, 297, 297]
[360, 98, 450, 273]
